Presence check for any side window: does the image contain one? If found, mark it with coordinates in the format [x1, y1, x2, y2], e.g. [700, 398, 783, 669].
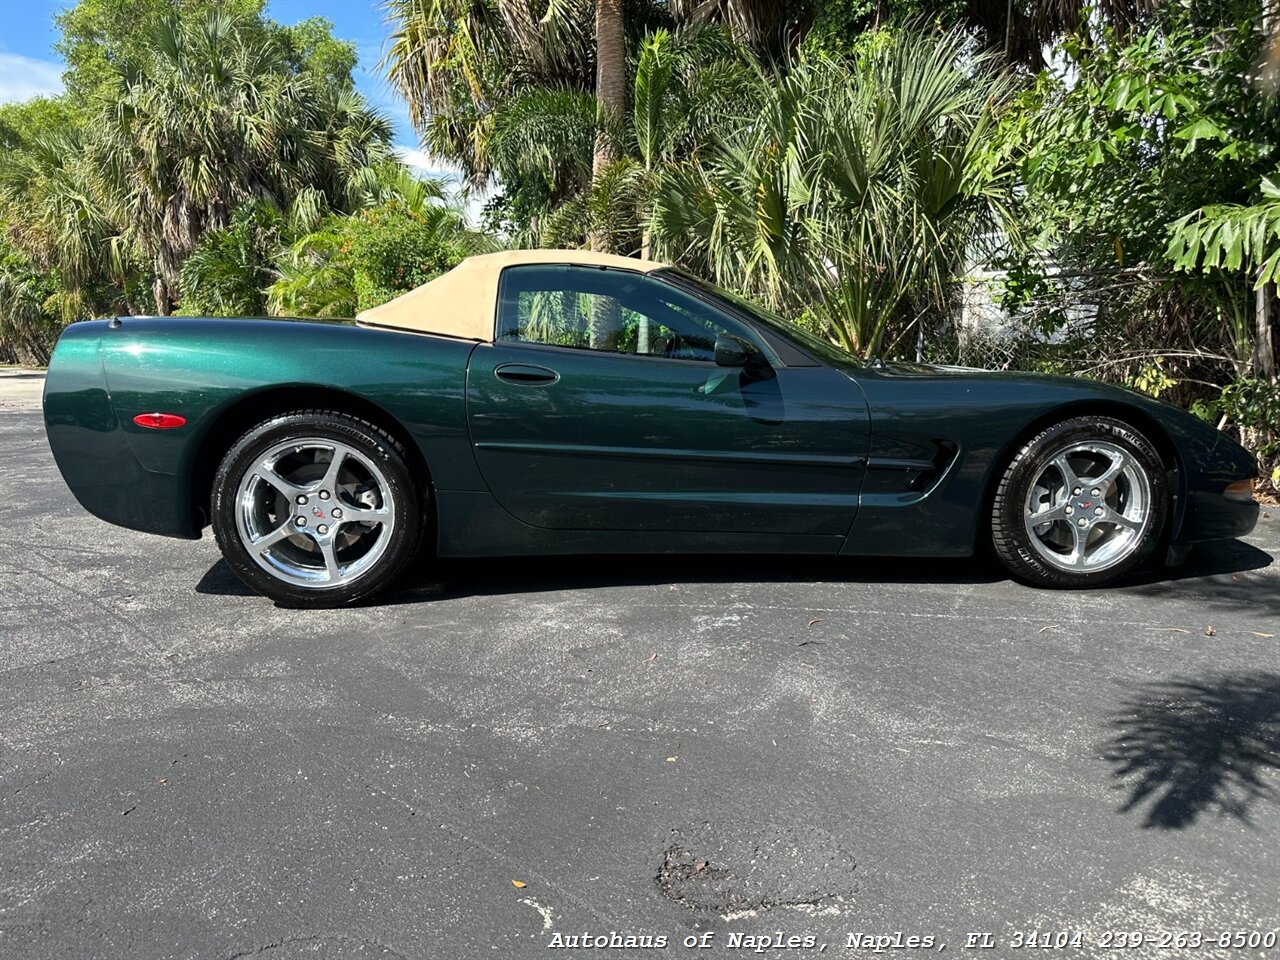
[496, 264, 744, 362]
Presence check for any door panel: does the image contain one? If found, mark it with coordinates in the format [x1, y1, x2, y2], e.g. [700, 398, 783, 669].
[466, 341, 869, 535]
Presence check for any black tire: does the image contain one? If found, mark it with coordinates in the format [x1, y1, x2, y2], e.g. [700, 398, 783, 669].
[991, 416, 1169, 589]
[211, 410, 424, 607]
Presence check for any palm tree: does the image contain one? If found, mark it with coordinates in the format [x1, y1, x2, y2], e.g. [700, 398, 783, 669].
[94, 11, 394, 314]
[591, 0, 626, 237]
[0, 129, 136, 321]
[382, 0, 598, 188]
[381, 0, 809, 203]
[667, 0, 816, 59]
[652, 29, 1015, 358]
[177, 161, 460, 319]
[487, 85, 600, 245]
[177, 202, 285, 316]
[529, 25, 755, 254]
[0, 245, 62, 365]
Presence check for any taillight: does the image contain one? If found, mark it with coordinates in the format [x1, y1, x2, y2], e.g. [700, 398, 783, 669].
[132, 412, 187, 430]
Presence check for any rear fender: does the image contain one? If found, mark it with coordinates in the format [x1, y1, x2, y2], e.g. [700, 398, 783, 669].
[49, 316, 480, 539]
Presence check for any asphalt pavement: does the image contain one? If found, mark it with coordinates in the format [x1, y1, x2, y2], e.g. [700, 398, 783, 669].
[1, 367, 1278, 959]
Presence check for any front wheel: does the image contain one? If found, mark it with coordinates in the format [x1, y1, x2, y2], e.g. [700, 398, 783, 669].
[211, 410, 423, 607]
[991, 416, 1169, 588]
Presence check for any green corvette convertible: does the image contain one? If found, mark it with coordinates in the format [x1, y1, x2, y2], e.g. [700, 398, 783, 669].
[43, 249, 1259, 607]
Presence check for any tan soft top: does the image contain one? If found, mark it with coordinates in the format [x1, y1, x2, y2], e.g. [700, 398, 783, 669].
[355, 248, 668, 341]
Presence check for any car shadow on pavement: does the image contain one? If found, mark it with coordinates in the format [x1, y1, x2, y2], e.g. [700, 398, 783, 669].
[195, 552, 1008, 602]
[387, 552, 1009, 602]
[195, 560, 256, 596]
[194, 535, 1274, 605]
[384, 535, 1275, 604]
[1101, 672, 1280, 829]
[1119, 537, 1278, 618]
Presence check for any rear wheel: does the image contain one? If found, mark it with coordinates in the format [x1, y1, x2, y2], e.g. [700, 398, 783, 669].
[211, 410, 423, 607]
[991, 416, 1169, 588]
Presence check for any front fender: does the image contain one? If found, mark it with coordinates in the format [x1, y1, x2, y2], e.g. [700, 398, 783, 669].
[840, 365, 1257, 557]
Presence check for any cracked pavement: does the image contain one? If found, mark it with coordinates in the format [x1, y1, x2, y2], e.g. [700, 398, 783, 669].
[1, 368, 1278, 958]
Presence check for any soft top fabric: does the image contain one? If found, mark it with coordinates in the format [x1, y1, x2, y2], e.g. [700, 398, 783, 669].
[354, 249, 668, 341]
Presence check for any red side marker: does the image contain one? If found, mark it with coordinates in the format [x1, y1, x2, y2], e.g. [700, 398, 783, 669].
[133, 412, 187, 429]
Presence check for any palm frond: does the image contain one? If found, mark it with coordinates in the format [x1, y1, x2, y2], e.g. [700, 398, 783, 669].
[652, 29, 1015, 357]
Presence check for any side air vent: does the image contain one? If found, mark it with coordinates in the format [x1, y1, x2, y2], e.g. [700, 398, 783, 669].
[911, 440, 959, 493]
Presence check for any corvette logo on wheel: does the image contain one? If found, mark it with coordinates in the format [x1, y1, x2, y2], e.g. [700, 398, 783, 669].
[312, 507, 326, 519]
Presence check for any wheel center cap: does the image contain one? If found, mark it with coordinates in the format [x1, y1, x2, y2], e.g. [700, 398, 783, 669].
[1079, 500, 1093, 510]
[312, 506, 326, 519]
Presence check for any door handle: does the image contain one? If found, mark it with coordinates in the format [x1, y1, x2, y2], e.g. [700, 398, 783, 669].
[494, 362, 560, 386]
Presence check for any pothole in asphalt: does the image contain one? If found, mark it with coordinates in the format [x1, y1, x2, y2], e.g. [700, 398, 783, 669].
[655, 821, 857, 915]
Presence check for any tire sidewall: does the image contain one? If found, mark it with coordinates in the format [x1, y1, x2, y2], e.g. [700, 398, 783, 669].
[992, 417, 1169, 588]
[211, 412, 422, 607]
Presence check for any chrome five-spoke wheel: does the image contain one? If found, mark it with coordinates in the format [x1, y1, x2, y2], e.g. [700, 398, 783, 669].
[1023, 440, 1151, 573]
[235, 437, 395, 587]
[992, 416, 1169, 588]
[212, 411, 423, 607]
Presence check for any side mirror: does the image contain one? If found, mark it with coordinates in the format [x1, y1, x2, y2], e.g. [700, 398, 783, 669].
[714, 335, 750, 368]
[714, 335, 775, 381]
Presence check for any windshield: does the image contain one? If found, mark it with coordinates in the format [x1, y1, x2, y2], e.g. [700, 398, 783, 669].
[656, 268, 861, 368]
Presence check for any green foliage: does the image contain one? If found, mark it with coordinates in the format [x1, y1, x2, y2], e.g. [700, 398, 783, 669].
[1199, 377, 1280, 437]
[633, 30, 677, 169]
[382, 0, 806, 236]
[382, 0, 600, 188]
[269, 199, 494, 317]
[803, 0, 878, 57]
[276, 17, 359, 86]
[267, 223, 358, 319]
[55, 0, 266, 102]
[1011, 17, 1278, 267]
[178, 203, 284, 316]
[52, 0, 357, 117]
[1129, 358, 1179, 399]
[988, 1, 1279, 471]
[487, 85, 600, 238]
[103, 11, 394, 311]
[0, 242, 62, 365]
[653, 29, 1013, 358]
[1001, 8, 1279, 370]
[803, 0, 968, 58]
[534, 25, 758, 251]
[348, 202, 475, 309]
[1169, 175, 1280, 288]
[0, 7, 395, 320]
[0, 124, 135, 321]
[994, 258, 1070, 337]
[1192, 377, 1280, 475]
[0, 98, 81, 150]
[0, 0, 452, 362]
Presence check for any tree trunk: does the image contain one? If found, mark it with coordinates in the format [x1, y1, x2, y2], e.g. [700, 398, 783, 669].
[152, 275, 174, 317]
[1256, 279, 1275, 378]
[587, 0, 627, 350]
[589, 0, 625, 258]
[637, 227, 651, 352]
[589, 295, 622, 353]
[1255, 8, 1276, 379]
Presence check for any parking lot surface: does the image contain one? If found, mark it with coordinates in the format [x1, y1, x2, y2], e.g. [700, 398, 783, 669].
[1, 368, 1278, 959]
